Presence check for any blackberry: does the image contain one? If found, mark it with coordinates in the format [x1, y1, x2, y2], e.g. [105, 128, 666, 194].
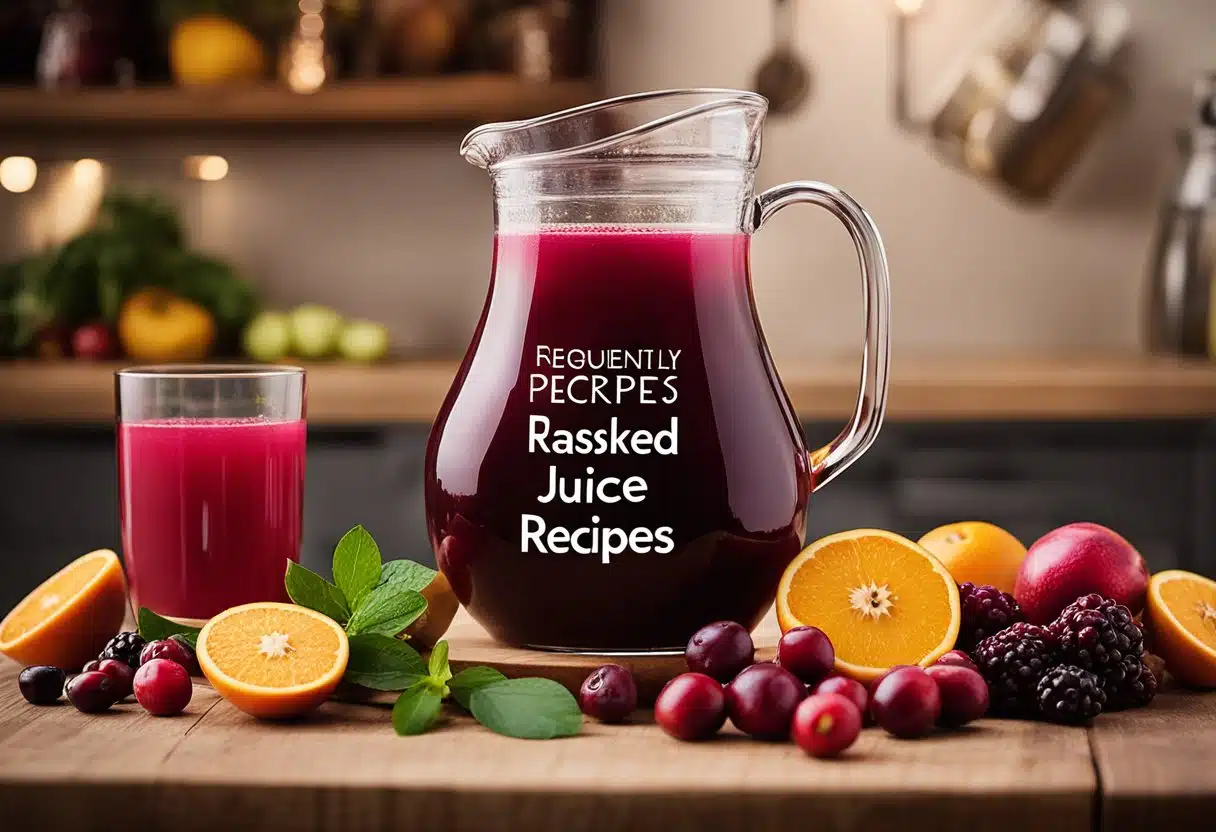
[1036, 665, 1105, 725]
[1051, 594, 1143, 679]
[957, 583, 1025, 653]
[1104, 656, 1157, 711]
[98, 631, 147, 669]
[973, 622, 1057, 717]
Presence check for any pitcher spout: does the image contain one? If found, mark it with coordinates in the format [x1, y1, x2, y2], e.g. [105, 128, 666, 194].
[460, 89, 768, 172]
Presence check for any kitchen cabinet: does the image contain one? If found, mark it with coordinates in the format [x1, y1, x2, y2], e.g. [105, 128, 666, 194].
[1, 421, 1213, 614]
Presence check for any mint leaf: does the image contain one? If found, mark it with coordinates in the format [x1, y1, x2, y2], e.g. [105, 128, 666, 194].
[450, 666, 507, 711]
[428, 640, 451, 683]
[332, 525, 382, 607]
[469, 678, 582, 740]
[379, 559, 438, 592]
[392, 683, 444, 736]
[345, 633, 426, 690]
[285, 562, 350, 624]
[346, 585, 427, 637]
[138, 608, 201, 649]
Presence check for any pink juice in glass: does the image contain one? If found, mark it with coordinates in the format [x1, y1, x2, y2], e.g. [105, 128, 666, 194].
[118, 418, 306, 621]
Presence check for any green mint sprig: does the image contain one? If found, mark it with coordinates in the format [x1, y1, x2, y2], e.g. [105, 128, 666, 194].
[137, 608, 201, 649]
[392, 641, 582, 740]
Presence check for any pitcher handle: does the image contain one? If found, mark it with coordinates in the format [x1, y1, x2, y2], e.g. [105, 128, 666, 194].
[753, 181, 892, 492]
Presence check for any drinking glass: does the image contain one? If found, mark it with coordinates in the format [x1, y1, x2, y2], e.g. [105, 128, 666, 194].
[116, 366, 307, 625]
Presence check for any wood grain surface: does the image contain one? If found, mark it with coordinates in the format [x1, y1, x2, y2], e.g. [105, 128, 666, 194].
[0, 660, 1098, 832]
[4, 355, 1216, 425]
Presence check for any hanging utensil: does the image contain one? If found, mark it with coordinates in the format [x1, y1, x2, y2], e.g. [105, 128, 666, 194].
[754, 0, 811, 116]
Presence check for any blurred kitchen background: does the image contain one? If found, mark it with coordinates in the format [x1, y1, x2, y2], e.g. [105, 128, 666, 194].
[0, 0, 1214, 611]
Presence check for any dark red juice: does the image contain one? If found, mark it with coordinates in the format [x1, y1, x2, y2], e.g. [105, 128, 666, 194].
[425, 229, 810, 651]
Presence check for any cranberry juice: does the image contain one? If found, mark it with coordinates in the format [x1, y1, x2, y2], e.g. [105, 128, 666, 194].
[425, 229, 811, 651]
[118, 418, 306, 621]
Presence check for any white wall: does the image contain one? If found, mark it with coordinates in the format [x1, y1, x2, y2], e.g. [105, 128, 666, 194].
[4, 0, 1213, 359]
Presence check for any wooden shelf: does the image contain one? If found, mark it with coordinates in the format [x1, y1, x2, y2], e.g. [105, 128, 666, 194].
[2, 355, 1216, 424]
[0, 75, 597, 132]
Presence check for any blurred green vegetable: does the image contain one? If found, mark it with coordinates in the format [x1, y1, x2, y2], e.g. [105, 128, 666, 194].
[0, 189, 259, 357]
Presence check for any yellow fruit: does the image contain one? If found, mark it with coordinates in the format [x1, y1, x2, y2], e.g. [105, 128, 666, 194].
[0, 550, 127, 670]
[777, 529, 961, 682]
[403, 571, 459, 648]
[919, 521, 1027, 593]
[1146, 570, 1216, 688]
[197, 602, 349, 719]
[171, 15, 266, 87]
[118, 289, 216, 362]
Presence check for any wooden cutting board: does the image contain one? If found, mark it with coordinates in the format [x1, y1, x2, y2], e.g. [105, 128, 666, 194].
[345, 608, 781, 706]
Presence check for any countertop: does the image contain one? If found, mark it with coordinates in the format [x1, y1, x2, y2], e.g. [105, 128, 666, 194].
[3, 355, 1216, 424]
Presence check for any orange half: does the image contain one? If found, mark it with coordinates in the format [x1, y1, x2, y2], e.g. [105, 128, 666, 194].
[0, 549, 127, 670]
[1146, 570, 1216, 688]
[777, 529, 961, 682]
[197, 602, 349, 719]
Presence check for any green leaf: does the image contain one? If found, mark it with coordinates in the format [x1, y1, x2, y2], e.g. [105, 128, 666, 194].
[392, 683, 444, 736]
[332, 525, 382, 608]
[378, 559, 438, 592]
[344, 634, 426, 691]
[346, 586, 427, 637]
[449, 666, 507, 711]
[137, 608, 201, 649]
[428, 640, 451, 683]
[285, 562, 350, 624]
[469, 678, 583, 740]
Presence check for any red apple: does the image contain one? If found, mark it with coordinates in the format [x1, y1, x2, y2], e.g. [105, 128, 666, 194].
[1014, 522, 1149, 624]
[71, 322, 118, 360]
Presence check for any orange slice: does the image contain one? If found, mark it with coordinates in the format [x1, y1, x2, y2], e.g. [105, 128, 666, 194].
[0, 549, 127, 670]
[1146, 570, 1216, 688]
[919, 521, 1027, 594]
[777, 529, 961, 682]
[197, 602, 349, 719]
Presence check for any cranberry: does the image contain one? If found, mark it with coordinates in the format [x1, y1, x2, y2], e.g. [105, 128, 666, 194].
[777, 626, 835, 684]
[814, 675, 868, 716]
[792, 693, 863, 758]
[96, 658, 135, 700]
[134, 659, 193, 716]
[140, 638, 198, 674]
[925, 665, 989, 727]
[870, 666, 941, 739]
[935, 650, 979, 673]
[685, 621, 754, 683]
[725, 663, 807, 740]
[66, 671, 118, 713]
[654, 673, 726, 741]
[81, 660, 101, 673]
[18, 666, 65, 705]
[579, 664, 638, 723]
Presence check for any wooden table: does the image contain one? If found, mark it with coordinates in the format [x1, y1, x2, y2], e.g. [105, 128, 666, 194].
[4, 355, 1216, 424]
[1, 656, 1212, 832]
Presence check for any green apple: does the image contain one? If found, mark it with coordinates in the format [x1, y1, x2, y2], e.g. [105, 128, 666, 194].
[242, 311, 292, 362]
[289, 304, 344, 359]
[338, 319, 390, 363]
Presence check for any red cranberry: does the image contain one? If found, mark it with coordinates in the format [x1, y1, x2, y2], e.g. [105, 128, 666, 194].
[579, 664, 638, 723]
[654, 673, 726, 741]
[934, 650, 979, 673]
[777, 626, 835, 684]
[870, 666, 941, 739]
[18, 666, 65, 705]
[140, 638, 198, 674]
[925, 665, 989, 727]
[685, 621, 754, 683]
[725, 663, 807, 740]
[96, 659, 135, 700]
[134, 659, 193, 716]
[814, 675, 868, 716]
[66, 671, 118, 713]
[792, 693, 863, 758]
[81, 660, 101, 673]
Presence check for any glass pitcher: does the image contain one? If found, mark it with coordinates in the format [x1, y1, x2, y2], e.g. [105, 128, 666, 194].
[425, 89, 891, 652]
